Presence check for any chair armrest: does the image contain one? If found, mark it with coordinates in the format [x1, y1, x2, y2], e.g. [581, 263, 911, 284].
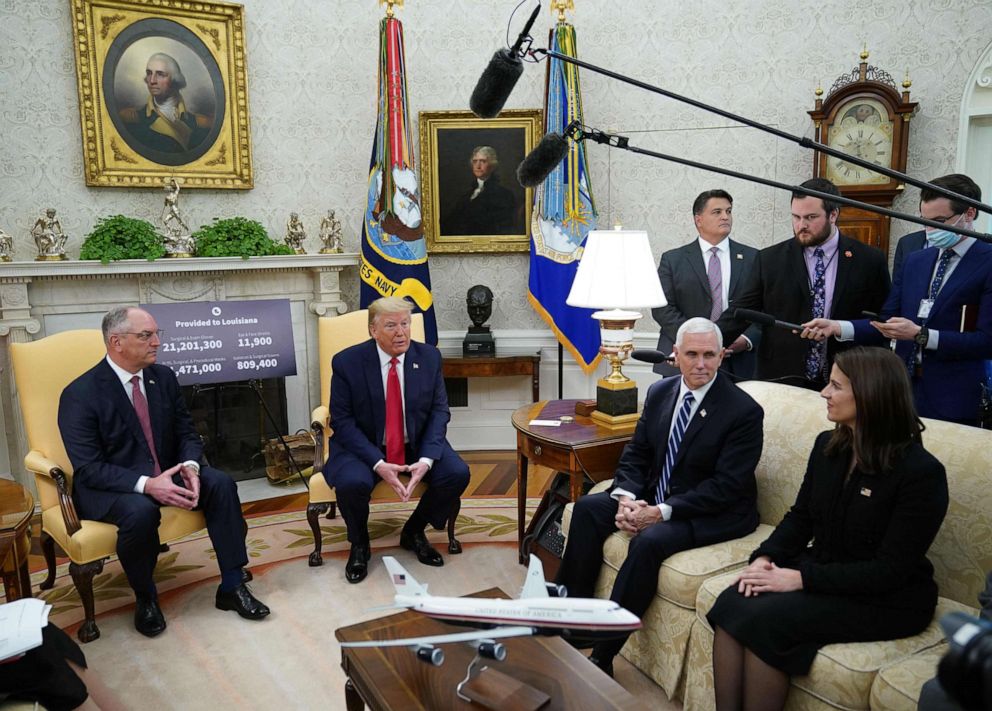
[311, 405, 329, 428]
[24, 450, 82, 537]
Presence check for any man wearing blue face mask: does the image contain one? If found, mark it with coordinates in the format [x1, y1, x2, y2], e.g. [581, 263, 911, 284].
[801, 173, 992, 424]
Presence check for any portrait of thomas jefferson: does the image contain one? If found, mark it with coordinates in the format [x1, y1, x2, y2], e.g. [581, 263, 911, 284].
[435, 127, 527, 238]
[118, 52, 212, 155]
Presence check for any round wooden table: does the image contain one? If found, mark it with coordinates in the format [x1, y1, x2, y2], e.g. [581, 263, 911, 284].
[0, 478, 34, 600]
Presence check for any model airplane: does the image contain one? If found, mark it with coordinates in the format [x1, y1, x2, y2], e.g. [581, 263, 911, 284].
[339, 554, 641, 668]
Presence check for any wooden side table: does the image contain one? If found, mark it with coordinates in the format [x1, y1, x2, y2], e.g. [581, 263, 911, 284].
[0, 478, 34, 600]
[512, 400, 635, 564]
[442, 353, 541, 402]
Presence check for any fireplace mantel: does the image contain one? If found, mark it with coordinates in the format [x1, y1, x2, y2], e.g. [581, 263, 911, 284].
[0, 253, 359, 490]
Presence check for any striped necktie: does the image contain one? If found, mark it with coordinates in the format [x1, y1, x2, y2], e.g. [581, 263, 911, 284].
[656, 391, 695, 505]
[908, 249, 955, 375]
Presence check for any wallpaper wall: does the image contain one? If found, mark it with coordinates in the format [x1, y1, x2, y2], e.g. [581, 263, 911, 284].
[2, 0, 991, 335]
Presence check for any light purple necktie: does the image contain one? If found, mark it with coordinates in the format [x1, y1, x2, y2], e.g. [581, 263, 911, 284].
[707, 246, 723, 321]
[131, 375, 162, 476]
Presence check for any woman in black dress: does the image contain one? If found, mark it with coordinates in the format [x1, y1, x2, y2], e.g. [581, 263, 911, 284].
[707, 347, 949, 711]
[0, 622, 123, 710]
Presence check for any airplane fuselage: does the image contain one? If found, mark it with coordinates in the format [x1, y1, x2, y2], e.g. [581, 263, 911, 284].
[396, 594, 641, 632]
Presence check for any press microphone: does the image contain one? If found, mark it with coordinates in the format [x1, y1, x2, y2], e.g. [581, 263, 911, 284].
[469, 2, 541, 119]
[733, 308, 803, 333]
[630, 349, 674, 364]
[517, 131, 570, 187]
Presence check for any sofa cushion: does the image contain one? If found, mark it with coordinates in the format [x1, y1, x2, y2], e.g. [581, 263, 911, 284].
[870, 644, 947, 711]
[697, 571, 977, 710]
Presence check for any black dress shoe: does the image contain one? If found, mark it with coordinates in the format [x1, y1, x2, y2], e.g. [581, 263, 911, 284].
[589, 654, 614, 678]
[399, 529, 444, 567]
[134, 597, 166, 637]
[242, 569, 253, 583]
[215, 584, 270, 620]
[345, 542, 371, 584]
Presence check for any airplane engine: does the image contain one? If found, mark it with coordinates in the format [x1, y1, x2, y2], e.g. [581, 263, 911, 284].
[415, 645, 444, 666]
[477, 641, 507, 661]
[545, 583, 568, 598]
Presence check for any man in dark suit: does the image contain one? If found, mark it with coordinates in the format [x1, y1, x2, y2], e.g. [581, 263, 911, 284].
[652, 189, 760, 379]
[557, 318, 763, 676]
[323, 296, 470, 583]
[440, 146, 518, 236]
[58, 306, 269, 638]
[717, 178, 890, 389]
[892, 229, 926, 278]
[803, 174, 992, 424]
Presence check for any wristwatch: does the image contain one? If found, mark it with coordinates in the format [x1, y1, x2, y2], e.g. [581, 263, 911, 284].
[915, 326, 930, 348]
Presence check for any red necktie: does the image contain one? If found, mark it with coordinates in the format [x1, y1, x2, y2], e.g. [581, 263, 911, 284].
[385, 358, 404, 465]
[131, 375, 162, 475]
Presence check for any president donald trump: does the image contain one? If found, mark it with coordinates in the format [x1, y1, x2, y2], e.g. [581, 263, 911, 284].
[323, 296, 470, 583]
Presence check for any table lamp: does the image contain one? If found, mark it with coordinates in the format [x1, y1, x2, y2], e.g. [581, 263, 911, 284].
[566, 228, 667, 426]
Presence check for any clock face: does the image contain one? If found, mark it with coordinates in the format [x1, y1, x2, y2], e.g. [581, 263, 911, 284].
[825, 97, 894, 186]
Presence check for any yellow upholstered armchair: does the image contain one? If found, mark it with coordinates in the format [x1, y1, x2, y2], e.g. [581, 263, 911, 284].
[10, 330, 207, 643]
[306, 310, 461, 566]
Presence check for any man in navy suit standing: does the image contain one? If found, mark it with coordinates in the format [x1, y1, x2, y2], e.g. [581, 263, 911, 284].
[803, 174, 992, 424]
[58, 306, 269, 638]
[323, 296, 469, 584]
[557, 318, 764, 677]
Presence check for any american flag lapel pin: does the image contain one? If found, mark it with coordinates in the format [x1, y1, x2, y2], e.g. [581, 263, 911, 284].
[412, 363, 419, 369]
[735, 253, 743, 260]
[148, 379, 155, 385]
[700, 409, 707, 418]
[844, 250, 853, 258]
[860, 487, 872, 497]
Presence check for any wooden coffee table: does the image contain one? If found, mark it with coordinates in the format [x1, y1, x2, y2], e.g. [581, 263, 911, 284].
[336, 587, 640, 710]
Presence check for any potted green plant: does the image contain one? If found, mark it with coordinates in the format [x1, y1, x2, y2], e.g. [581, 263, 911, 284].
[192, 217, 293, 258]
[79, 215, 167, 264]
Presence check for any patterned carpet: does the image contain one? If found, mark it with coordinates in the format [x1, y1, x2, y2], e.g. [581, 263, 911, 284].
[20, 451, 556, 633]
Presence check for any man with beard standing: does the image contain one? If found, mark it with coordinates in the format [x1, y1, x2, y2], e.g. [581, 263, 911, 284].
[716, 178, 890, 388]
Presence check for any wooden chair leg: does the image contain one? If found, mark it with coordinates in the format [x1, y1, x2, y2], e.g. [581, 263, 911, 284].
[308, 502, 331, 567]
[326, 502, 337, 519]
[69, 559, 105, 643]
[39, 533, 58, 590]
[447, 499, 462, 555]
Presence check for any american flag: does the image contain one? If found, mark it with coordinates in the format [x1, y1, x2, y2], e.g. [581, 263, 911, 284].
[392, 573, 406, 584]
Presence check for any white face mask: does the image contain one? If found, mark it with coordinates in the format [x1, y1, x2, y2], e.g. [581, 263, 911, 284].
[926, 213, 967, 250]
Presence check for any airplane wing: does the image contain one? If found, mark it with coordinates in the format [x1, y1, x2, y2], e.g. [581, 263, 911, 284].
[519, 554, 550, 599]
[340, 625, 536, 648]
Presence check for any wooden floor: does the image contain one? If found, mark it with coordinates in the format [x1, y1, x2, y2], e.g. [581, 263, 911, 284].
[26, 450, 555, 574]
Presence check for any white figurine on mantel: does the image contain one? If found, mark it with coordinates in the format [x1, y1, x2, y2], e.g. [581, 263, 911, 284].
[285, 212, 307, 254]
[30, 208, 68, 261]
[0, 227, 13, 262]
[161, 178, 194, 257]
[319, 209, 344, 254]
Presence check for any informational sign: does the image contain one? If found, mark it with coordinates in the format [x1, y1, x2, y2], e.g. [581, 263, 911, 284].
[143, 299, 297, 385]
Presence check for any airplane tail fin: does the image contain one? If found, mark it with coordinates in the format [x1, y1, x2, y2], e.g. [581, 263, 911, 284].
[383, 556, 427, 597]
[519, 554, 550, 599]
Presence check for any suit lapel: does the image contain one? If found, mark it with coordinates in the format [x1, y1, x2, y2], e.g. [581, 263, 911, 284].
[685, 243, 711, 297]
[654, 379, 680, 473]
[727, 240, 745, 297]
[98, 361, 151, 458]
[403, 344, 420, 443]
[831, 235, 855, 315]
[362, 342, 387, 446]
[142, 368, 164, 461]
[788, 240, 813, 311]
[671, 375, 723, 471]
[932, 243, 989, 318]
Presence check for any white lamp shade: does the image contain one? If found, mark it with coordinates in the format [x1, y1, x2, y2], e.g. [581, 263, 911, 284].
[566, 230, 667, 309]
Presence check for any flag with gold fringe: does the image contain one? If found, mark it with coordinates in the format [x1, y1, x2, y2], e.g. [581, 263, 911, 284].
[527, 19, 600, 372]
[359, 8, 437, 343]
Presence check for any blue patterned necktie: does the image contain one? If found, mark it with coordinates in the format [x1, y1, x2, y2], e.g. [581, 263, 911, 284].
[908, 249, 955, 374]
[805, 247, 827, 381]
[656, 391, 695, 505]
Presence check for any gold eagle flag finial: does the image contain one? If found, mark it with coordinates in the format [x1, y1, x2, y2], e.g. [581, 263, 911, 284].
[380, 0, 404, 18]
[552, 0, 574, 23]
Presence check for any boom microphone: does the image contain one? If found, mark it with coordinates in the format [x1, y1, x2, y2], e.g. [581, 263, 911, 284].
[517, 131, 570, 187]
[469, 2, 541, 118]
[733, 308, 803, 333]
[630, 349, 674, 364]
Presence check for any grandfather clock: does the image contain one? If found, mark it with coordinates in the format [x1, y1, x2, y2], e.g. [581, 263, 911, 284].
[808, 49, 918, 255]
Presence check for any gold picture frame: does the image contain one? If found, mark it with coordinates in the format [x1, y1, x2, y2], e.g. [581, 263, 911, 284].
[419, 109, 542, 253]
[70, 0, 253, 189]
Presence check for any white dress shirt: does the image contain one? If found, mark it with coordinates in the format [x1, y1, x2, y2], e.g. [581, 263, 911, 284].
[104, 356, 199, 494]
[612, 374, 719, 520]
[373, 345, 433, 473]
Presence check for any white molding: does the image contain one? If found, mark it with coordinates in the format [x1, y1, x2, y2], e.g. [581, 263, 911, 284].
[0, 253, 359, 278]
